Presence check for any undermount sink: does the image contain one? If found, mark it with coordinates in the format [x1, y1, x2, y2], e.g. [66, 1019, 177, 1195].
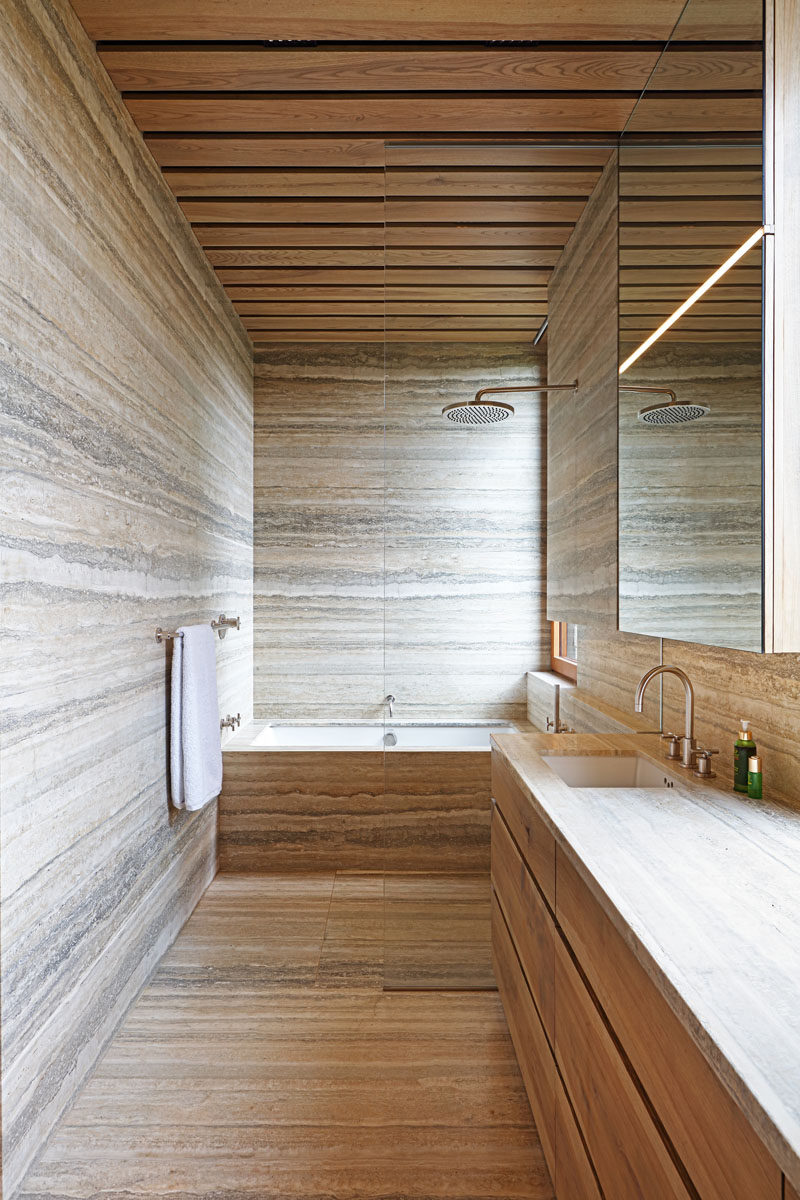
[541, 754, 673, 789]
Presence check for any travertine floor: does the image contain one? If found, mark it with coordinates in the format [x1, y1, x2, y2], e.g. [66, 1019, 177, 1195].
[19, 872, 553, 1199]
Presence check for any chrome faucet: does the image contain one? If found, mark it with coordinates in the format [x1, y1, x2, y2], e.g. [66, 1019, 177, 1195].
[635, 666, 697, 769]
[385, 694, 395, 718]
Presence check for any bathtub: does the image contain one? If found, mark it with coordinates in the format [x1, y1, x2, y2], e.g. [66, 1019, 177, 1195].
[220, 720, 521, 872]
[248, 723, 514, 751]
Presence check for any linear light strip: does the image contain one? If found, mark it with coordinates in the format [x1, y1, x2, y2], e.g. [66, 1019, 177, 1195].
[618, 226, 766, 376]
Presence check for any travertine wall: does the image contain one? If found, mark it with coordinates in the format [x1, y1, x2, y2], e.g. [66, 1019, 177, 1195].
[253, 341, 549, 720]
[0, 0, 253, 1190]
[546, 153, 619, 628]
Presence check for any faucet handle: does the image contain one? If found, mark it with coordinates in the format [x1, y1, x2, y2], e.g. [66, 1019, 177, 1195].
[693, 748, 719, 780]
[660, 732, 681, 761]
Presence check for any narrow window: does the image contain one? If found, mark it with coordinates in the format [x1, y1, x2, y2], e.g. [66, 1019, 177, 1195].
[551, 621, 578, 683]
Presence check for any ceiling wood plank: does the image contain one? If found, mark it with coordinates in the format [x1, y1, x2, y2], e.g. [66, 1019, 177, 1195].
[242, 302, 548, 317]
[384, 224, 575, 246]
[234, 286, 549, 307]
[385, 169, 600, 197]
[620, 198, 763, 221]
[180, 199, 384, 222]
[193, 224, 385, 246]
[124, 94, 643, 134]
[222, 267, 551, 286]
[620, 167, 763, 197]
[146, 135, 385, 167]
[165, 169, 385, 196]
[101, 47, 663, 92]
[385, 198, 586, 222]
[241, 316, 387, 329]
[623, 94, 762, 132]
[619, 223, 761, 246]
[385, 249, 563, 266]
[384, 143, 614, 167]
[222, 269, 384, 286]
[626, 47, 761, 89]
[249, 331, 539, 342]
[70, 0, 687, 42]
[206, 248, 384, 266]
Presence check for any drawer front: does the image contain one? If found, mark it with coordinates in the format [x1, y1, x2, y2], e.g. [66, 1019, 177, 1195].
[555, 937, 692, 1200]
[557, 849, 781, 1200]
[492, 749, 555, 907]
[492, 898, 556, 1181]
[786, 1180, 800, 1200]
[492, 806, 555, 1040]
[555, 1080, 602, 1200]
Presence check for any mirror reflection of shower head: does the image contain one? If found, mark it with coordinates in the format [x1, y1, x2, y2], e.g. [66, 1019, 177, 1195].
[621, 385, 710, 426]
[442, 381, 578, 426]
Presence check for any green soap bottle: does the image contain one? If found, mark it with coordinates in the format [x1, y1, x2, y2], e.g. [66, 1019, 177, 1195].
[734, 720, 756, 793]
[748, 754, 763, 800]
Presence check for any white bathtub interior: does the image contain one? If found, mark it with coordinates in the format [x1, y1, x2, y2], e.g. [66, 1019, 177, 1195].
[250, 723, 515, 750]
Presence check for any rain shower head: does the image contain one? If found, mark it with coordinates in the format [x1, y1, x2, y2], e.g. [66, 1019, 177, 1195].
[637, 399, 711, 426]
[442, 399, 514, 426]
[442, 381, 578, 426]
[622, 386, 710, 426]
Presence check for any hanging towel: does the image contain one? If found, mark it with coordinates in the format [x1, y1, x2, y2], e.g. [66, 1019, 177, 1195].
[170, 624, 223, 811]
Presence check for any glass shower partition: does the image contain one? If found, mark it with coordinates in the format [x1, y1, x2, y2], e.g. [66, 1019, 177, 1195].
[380, 140, 537, 990]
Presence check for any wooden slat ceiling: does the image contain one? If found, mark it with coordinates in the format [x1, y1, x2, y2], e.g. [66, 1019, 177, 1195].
[70, 0, 764, 344]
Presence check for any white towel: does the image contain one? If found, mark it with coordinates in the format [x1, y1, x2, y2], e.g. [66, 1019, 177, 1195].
[170, 624, 222, 812]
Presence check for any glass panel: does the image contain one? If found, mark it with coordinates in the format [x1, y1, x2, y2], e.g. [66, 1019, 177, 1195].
[618, 0, 765, 652]
[381, 139, 551, 989]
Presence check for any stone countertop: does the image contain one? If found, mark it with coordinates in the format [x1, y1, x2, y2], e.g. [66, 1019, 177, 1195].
[491, 730, 800, 1190]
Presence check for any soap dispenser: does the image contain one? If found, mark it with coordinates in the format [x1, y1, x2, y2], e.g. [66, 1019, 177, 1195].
[734, 720, 756, 794]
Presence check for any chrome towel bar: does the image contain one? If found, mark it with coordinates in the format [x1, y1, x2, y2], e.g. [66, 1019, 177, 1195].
[155, 613, 240, 644]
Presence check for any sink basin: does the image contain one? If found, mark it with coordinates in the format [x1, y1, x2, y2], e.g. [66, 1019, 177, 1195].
[541, 754, 673, 789]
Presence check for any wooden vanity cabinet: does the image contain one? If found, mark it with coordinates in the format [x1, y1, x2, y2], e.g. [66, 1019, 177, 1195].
[491, 801, 599, 1198]
[491, 752, 784, 1200]
[557, 849, 781, 1200]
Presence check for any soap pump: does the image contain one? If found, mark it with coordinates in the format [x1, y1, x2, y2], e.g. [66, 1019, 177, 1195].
[734, 720, 756, 794]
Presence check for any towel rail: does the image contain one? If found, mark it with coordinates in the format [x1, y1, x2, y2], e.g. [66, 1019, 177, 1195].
[155, 613, 240, 644]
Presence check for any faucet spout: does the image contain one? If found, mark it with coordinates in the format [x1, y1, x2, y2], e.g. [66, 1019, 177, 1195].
[635, 665, 696, 769]
[385, 694, 395, 719]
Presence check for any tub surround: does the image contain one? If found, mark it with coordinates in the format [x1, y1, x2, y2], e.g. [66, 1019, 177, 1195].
[253, 341, 549, 723]
[492, 730, 800, 1191]
[220, 721, 531, 872]
[0, 0, 253, 1189]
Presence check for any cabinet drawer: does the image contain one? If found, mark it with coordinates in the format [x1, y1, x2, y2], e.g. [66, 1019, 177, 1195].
[492, 898, 556, 1180]
[555, 1079, 602, 1200]
[555, 937, 692, 1199]
[492, 806, 555, 1040]
[786, 1181, 800, 1200]
[492, 749, 555, 907]
[557, 850, 781, 1200]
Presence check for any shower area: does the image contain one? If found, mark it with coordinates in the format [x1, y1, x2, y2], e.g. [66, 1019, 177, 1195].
[227, 139, 552, 990]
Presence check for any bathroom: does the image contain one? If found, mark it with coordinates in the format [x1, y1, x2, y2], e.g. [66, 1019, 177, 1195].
[2, 0, 799, 1196]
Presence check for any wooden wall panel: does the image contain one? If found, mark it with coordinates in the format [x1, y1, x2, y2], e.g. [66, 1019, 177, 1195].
[546, 151, 619, 626]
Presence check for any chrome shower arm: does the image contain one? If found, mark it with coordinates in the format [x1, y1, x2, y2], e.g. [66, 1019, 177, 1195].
[619, 385, 677, 403]
[473, 381, 578, 404]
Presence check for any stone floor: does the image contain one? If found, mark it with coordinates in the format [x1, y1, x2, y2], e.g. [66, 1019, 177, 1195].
[19, 872, 554, 1199]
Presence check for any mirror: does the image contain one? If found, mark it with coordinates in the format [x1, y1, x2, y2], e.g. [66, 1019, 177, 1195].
[617, 0, 765, 652]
